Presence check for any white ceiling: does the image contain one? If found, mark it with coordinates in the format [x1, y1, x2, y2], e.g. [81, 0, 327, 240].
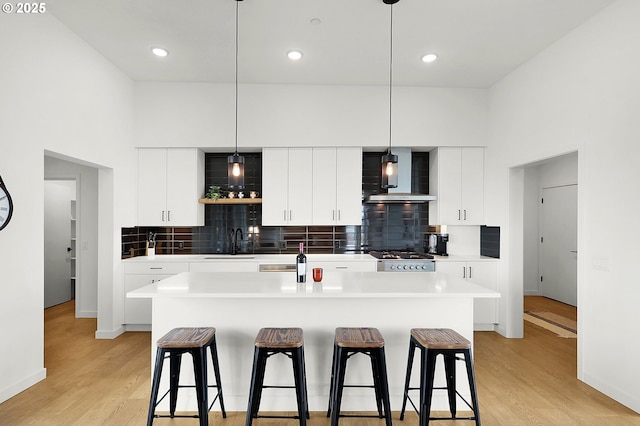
[47, 0, 614, 88]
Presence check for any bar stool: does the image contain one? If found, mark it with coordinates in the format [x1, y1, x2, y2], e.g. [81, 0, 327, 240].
[400, 328, 480, 426]
[146, 327, 226, 426]
[326, 327, 392, 426]
[245, 327, 309, 426]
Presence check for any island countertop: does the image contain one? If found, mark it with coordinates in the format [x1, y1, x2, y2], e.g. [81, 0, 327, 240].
[130, 271, 499, 413]
[127, 271, 500, 299]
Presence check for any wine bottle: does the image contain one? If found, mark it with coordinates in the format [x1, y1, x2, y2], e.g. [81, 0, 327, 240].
[296, 242, 307, 283]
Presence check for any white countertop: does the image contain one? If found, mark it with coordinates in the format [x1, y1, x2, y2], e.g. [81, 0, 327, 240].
[128, 271, 500, 299]
[122, 253, 377, 263]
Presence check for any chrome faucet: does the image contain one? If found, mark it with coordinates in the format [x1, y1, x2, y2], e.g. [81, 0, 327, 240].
[231, 228, 243, 255]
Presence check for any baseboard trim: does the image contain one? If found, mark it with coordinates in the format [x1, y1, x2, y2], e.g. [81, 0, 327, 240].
[76, 310, 97, 319]
[0, 368, 47, 404]
[95, 327, 125, 339]
[125, 324, 151, 332]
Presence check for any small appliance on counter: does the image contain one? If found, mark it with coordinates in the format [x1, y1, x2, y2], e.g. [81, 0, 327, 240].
[425, 230, 449, 256]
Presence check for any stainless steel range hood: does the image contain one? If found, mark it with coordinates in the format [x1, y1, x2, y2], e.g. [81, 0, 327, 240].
[365, 148, 436, 204]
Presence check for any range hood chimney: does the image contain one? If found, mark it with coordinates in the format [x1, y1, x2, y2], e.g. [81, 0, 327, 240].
[366, 147, 436, 204]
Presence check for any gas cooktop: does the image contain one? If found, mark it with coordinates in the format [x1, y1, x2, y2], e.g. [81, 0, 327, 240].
[369, 250, 434, 260]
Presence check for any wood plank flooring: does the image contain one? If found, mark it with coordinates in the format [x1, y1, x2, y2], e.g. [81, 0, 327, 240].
[1, 298, 639, 425]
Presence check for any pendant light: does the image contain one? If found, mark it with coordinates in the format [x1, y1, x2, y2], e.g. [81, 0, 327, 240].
[228, 0, 245, 190]
[381, 0, 399, 189]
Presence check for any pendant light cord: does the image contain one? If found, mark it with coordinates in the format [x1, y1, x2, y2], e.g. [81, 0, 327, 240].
[235, 0, 239, 154]
[388, 4, 393, 153]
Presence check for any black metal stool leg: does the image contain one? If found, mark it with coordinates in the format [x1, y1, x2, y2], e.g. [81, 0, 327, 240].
[192, 347, 208, 426]
[464, 349, 481, 426]
[444, 352, 457, 418]
[369, 351, 384, 418]
[292, 347, 307, 426]
[147, 347, 165, 426]
[375, 348, 393, 426]
[245, 346, 262, 426]
[400, 338, 417, 420]
[169, 351, 182, 417]
[420, 350, 437, 426]
[327, 341, 338, 418]
[208, 337, 227, 418]
[330, 346, 348, 426]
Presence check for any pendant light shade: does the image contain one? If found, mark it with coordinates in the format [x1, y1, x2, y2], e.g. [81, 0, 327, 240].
[228, 0, 245, 190]
[381, 0, 399, 189]
[381, 148, 398, 189]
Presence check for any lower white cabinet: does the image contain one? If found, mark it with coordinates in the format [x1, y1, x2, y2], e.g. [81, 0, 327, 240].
[436, 260, 498, 325]
[124, 262, 189, 325]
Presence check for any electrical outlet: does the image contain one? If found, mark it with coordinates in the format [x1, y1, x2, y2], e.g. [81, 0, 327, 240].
[334, 241, 341, 249]
[178, 241, 184, 250]
[279, 241, 286, 249]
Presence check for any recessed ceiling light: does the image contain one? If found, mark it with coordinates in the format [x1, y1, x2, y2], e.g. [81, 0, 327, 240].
[310, 18, 322, 25]
[421, 53, 438, 63]
[287, 50, 303, 61]
[151, 47, 169, 57]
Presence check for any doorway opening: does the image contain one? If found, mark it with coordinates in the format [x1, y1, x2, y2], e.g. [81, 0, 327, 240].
[44, 179, 77, 308]
[521, 152, 578, 338]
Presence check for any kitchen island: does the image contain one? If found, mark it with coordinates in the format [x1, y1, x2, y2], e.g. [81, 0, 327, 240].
[128, 271, 499, 413]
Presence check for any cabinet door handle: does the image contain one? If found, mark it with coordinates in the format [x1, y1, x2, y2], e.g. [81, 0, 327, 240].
[162, 210, 165, 222]
[338, 210, 341, 221]
[283, 210, 287, 221]
[462, 266, 466, 278]
[468, 266, 472, 279]
[150, 267, 163, 270]
[458, 210, 461, 220]
[167, 210, 171, 222]
[332, 210, 335, 220]
[335, 266, 348, 269]
[464, 209, 467, 220]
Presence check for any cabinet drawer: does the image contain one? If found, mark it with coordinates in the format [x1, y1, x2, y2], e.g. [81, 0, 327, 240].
[308, 261, 376, 272]
[124, 262, 189, 275]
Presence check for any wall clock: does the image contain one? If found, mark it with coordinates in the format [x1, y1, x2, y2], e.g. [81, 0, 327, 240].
[0, 174, 14, 231]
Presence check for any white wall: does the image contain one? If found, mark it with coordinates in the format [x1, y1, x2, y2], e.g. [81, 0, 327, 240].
[134, 82, 488, 149]
[44, 155, 99, 318]
[0, 14, 135, 403]
[488, 0, 640, 412]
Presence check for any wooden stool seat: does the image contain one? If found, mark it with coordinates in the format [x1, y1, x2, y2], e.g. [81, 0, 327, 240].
[147, 327, 225, 426]
[335, 327, 385, 348]
[254, 327, 303, 349]
[411, 328, 471, 350]
[327, 327, 392, 426]
[246, 327, 309, 426]
[157, 327, 217, 349]
[400, 328, 480, 426]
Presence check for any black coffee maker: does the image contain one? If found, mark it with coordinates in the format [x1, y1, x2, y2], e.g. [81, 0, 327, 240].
[425, 232, 449, 256]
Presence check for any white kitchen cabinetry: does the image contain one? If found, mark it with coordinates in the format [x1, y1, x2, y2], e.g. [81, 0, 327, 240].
[137, 148, 204, 226]
[308, 259, 376, 272]
[429, 147, 484, 225]
[312, 147, 362, 225]
[124, 262, 189, 325]
[262, 148, 313, 225]
[189, 261, 258, 272]
[436, 260, 497, 325]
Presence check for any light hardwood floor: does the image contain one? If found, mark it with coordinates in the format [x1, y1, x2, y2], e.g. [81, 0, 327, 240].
[1, 298, 638, 425]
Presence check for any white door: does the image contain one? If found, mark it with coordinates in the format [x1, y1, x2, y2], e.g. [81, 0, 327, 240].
[44, 180, 76, 308]
[539, 185, 578, 306]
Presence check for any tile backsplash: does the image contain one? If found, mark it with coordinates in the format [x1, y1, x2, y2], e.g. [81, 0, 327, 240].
[122, 151, 430, 258]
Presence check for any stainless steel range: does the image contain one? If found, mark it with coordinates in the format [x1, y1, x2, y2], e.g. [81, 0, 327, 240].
[369, 251, 436, 272]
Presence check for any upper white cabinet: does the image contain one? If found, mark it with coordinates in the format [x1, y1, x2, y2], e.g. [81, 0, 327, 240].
[429, 147, 484, 225]
[312, 147, 362, 225]
[137, 148, 204, 226]
[262, 148, 313, 225]
[263, 147, 362, 226]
